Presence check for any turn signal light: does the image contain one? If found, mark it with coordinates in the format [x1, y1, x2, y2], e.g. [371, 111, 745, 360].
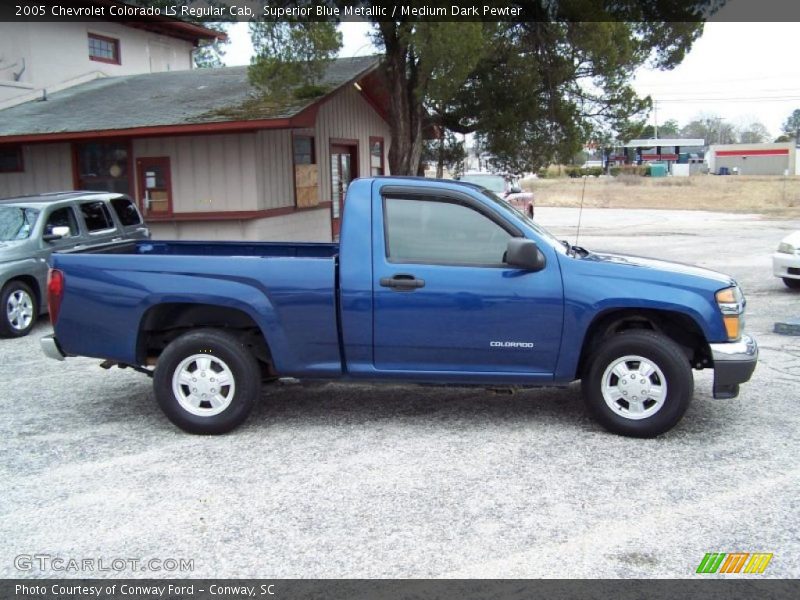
[723, 315, 740, 340]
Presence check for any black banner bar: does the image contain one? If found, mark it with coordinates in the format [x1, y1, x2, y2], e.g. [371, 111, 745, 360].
[3, 0, 800, 23]
[2, 579, 799, 600]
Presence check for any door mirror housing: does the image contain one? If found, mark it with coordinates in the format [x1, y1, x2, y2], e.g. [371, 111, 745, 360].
[505, 238, 546, 271]
[509, 184, 523, 194]
[43, 226, 71, 242]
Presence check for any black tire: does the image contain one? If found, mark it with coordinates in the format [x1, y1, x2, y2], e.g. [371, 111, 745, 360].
[153, 328, 261, 434]
[527, 205, 534, 218]
[0, 280, 38, 338]
[581, 330, 693, 438]
[783, 277, 800, 290]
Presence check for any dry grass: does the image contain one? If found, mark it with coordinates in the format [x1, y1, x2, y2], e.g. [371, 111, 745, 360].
[522, 175, 800, 217]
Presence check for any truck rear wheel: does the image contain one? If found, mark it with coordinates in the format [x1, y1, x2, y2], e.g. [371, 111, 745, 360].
[153, 329, 261, 434]
[581, 330, 693, 437]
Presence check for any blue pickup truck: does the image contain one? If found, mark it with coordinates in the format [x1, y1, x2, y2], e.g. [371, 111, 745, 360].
[41, 177, 757, 437]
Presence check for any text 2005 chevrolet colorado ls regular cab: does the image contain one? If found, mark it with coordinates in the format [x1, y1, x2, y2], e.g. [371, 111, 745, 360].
[41, 177, 757, 437]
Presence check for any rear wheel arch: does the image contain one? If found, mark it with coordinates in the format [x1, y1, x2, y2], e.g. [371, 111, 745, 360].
[137, 302, 275, 376]
[575, 308, 711, 379]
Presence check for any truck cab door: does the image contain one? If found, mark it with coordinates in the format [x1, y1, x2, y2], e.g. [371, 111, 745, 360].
[371, 187, 563, 380]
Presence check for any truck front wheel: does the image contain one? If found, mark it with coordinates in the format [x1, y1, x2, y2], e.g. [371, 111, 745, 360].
[581, 330, 693, 438]
[153, 329, 261, 434]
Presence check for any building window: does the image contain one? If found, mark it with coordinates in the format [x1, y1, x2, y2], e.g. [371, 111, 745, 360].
[74, 142, 131, 195]
[293, 135, 319, 208]
[370, 137, 385, 176]
[294, 136, 315, 166]
[88, 33, 120, 65]
[0, 146, 24, 173]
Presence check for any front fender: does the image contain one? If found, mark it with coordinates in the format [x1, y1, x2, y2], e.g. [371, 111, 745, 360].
[553, 256, 727, 382]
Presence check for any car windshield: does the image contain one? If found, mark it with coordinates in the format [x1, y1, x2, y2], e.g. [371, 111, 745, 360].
[460, 174, 506, 193]
[478, 190, 566, 255]
[0, 206, 39, 241]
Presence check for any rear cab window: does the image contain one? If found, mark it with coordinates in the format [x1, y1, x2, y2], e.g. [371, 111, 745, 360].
[79, 201, 116, 233]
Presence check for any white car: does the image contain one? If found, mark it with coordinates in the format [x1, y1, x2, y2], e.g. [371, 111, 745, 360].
[773, 231, 800, 289]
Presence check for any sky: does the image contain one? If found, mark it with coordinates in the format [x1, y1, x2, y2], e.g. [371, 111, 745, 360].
[223, 16, 800, 140]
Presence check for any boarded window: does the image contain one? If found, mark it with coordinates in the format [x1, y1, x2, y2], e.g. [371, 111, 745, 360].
[293, 135, 319, 208]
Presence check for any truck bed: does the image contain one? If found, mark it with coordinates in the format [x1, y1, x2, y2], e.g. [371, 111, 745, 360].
[74, 239, 339, 259]
[50, 239, 343, 375]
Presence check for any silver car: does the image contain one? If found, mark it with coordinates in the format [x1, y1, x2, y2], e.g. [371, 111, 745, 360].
[0, 191, 149, 337]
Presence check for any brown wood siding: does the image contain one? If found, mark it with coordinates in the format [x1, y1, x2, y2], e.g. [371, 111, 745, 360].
[256, 128, 295, 210]
[0, 143, 72, 197]
[133, 134, 259, 213]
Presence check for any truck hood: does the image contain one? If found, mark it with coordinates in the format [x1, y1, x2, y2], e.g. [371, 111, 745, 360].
[581, 251, 735, 287]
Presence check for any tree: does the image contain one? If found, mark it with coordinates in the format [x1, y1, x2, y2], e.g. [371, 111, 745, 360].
[422, 131, 466, 178]
[681, 115, 736, 145]
[249, 22, 341, 97]
[782, 109, 800, 144]
[738, 121, 770, 144]
[193, 24, 231, 69]
[624, 118, 680, 141]
[250, 3, 715, 175]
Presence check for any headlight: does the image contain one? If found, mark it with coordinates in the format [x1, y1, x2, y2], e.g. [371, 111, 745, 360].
[716, 286, 745, 341]
[777, 242, 797, 254]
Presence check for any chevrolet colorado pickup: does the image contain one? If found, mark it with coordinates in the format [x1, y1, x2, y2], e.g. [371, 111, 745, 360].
[41, 177, 757, 437]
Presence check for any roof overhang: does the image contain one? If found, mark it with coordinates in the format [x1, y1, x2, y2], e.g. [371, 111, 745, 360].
[97, 1, 226, 45]
[0, 106, 319, 145]
[0, 58, 386, 145]
[624, 138, 705, 148]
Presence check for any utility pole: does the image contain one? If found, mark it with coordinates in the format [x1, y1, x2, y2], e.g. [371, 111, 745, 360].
[654, 99, 658, 140]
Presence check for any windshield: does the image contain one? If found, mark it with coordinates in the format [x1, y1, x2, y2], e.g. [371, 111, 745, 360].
[460, 174, 506, 193]
[478, 190, 566, 254]
[0, 206, 39, 241]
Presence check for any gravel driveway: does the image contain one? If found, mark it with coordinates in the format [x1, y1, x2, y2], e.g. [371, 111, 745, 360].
[1, 207, 798, 578]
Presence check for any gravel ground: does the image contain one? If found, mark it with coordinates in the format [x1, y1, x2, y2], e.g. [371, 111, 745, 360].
[1, 207, 798, 579]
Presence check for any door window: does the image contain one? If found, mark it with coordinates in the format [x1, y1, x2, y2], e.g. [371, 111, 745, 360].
[80, 201, 115, 233]
[44, 207, 80, 237]
[137, 157, 172, 216]
[384, 197, 512, 265]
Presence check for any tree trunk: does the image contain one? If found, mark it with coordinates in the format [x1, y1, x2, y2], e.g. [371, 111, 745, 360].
[436, 128, 444, 178]
[380, 23, 425, 176]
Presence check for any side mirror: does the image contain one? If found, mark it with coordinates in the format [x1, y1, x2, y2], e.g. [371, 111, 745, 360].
[505, 238, 546, 271]
[43, 226, 71, 242]
[509, 184, 523, 194]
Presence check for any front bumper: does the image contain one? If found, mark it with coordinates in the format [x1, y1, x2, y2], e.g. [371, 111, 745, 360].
[772, 252, 800, 279]
[709, 334, 758, 399]
[40, 334, 66, 361]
